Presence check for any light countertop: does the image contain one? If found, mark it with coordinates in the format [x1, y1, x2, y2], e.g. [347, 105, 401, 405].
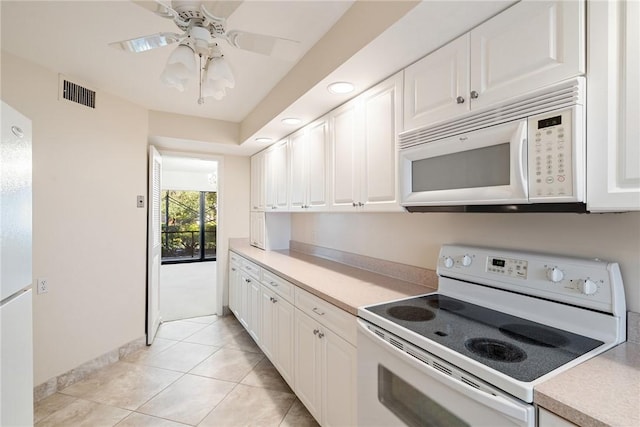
[534, 313, 640, 427]
[229, 239, 436, 315]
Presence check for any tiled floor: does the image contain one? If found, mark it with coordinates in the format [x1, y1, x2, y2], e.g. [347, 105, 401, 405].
[34, 315, 320, 427]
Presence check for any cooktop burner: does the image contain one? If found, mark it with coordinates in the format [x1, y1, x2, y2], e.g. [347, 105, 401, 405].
[465, 338, 527, 363]
[362, 294, 604, 382]
[499, 323, 569, 348]
[386, 305, 435, 321]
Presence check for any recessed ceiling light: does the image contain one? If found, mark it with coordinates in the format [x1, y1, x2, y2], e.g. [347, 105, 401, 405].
[255, 137, 273, 143]
[281, 117, 302, 125]
[327, 81, 355, 94]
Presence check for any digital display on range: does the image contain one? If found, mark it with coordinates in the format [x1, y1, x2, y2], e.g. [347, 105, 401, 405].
[492, 259, 506, 268]
[538, 115, 562, 129]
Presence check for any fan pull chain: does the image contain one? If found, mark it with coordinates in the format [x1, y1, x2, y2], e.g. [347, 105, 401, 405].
[198, 54, 204, 105]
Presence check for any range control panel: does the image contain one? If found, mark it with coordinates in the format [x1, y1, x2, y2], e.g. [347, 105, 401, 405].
[527, 108, 578, 200]
[437, 245, 624, 315]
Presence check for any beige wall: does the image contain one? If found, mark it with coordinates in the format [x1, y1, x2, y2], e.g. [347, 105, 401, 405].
[1, 52, 149, 385]
[291, 211, 640, 313]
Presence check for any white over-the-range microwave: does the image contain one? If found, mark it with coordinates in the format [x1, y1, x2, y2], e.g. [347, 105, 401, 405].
[399, 78, 587, 213]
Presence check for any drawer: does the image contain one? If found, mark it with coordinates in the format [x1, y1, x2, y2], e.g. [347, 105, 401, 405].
[262, 270, 295, 304]
[295, 287, 357, 345]
[241, 258, 261, 280]
[229, 251, 241, 265]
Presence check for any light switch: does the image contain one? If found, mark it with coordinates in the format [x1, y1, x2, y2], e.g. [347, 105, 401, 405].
[137, 195, 145, 208]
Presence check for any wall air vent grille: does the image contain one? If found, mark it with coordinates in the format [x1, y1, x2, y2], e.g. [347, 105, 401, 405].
[399, 77, 585, 149]
[59, 75, 96, 109]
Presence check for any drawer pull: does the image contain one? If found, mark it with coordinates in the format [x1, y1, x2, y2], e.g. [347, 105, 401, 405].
[312, 307, 325, 316]
[313, 329, 319, 335]
[270, 296, 278, 303]
[269, 281, 278, 287]
[245, 278, 251, 283]
[231, 268, 236, 271]
[318, 332, 325, 339]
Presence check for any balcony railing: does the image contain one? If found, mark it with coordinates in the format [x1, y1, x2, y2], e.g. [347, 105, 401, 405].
[161, 230, 216, 262]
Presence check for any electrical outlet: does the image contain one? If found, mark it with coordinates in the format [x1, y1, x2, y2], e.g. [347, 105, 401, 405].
[37, 278, 48, 294]
[137, 195, 145, 208]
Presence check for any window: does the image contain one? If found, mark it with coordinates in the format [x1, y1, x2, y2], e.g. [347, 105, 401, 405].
[161, 190, 217, 263]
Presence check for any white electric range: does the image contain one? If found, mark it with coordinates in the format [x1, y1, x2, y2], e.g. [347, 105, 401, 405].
[357, 244, 627, 427]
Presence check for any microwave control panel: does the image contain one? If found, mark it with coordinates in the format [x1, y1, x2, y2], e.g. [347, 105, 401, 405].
[528, 109, 575, 200]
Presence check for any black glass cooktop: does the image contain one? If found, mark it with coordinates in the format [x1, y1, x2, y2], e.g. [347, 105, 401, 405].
[363, 294, 603, 382]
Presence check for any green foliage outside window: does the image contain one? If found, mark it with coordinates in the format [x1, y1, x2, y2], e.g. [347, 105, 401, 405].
[161, 190, 217, 261]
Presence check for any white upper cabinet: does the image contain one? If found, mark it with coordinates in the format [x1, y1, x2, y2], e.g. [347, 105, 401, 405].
[250, 151, 265, 211]
[264, 139, 289, 211]
[330, 73, 403, 211]
[404, 34, 470, 130]
[289, 119, 329, 211]
[469, 0, 585, 110]
[586, 0, 640, 211]
[403, 0, 585, 130]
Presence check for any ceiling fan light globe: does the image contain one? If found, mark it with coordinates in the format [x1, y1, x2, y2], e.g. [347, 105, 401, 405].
[206, 57, 235, 89]
[166, 44, 196, 72]
[160, 68, 187, 92]
[202, 79, 226, 100]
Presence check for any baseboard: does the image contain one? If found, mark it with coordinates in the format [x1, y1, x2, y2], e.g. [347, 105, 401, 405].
[33, 336, 146, 402]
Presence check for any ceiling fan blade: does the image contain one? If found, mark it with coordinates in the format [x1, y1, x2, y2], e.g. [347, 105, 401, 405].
[131, 0, 173, 17]
[201, 1, 243, 19]
[226, 30, 300, 61]
[109, 32, 183, 53]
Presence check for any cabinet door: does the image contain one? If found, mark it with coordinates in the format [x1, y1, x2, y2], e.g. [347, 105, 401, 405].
[586, 0, 640, 211]
[247, 279, 261, 343]
[250, 152, 265, 211]
[265, 140, 289, 211]
[228, 263, 240, 317]
[294, 309, 322, 423]
[361, 73, 403, 211]
[260, 286, 276, 361]
[403, 34, 469, 130]
[306, 119, 329, 209]
[289, 130, 307, 210]
[330, 101, 360, 210]
[470, 0, 585, 110]
[249, 211, 264, 249]
[322, 328, 357, 427]
[238, 272, 250, 329]
[274, 296, 295, 388]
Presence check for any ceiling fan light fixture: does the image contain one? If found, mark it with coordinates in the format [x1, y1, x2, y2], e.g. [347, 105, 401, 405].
[327, 81, 355, 94]
[202, 78, 227, 100]
[206, 56, 235, 89]
[161, 43, 196, 91]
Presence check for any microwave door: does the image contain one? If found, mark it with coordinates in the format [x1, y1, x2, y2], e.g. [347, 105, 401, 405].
[401, 120, 529, 206]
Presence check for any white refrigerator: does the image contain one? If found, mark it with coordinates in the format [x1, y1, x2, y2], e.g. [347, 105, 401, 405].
[0, 100, 34, 426]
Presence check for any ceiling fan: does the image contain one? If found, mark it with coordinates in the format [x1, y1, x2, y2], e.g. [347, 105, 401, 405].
[109, 0, 300, 103]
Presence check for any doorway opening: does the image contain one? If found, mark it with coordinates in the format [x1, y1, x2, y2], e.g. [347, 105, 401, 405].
[159, 156, 219, 322]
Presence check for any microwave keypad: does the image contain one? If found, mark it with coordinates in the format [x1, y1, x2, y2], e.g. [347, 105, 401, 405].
[530, 115, 572, 198]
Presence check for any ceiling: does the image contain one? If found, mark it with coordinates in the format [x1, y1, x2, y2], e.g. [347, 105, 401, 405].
[1, 1, 516, 155]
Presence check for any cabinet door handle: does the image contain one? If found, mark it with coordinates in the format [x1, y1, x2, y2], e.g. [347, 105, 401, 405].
[245, 279, 251, 283]
[272, 298, 278, 303]
[456, 96, 465, 104]
[313, 329, 319, 335]
[269, 281, 278, 287]
[352, 202, 357, 207]
[312, 307, 325, 316]
[470, 90, 479, 99]
[231, 268, 236, 271]
[358, 202, 364, 207]
[318, 332, 325, 339]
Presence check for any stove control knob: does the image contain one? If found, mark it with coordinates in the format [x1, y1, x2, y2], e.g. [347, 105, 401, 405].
[443, 256, 454, 268]
[578, 279, 598, 295]
[461, 255, 472, 267]
[546, 267, 564, 283]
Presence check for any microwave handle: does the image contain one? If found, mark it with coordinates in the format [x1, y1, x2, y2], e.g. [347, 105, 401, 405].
[515, 121, 528, 196]
[359, 321, 532, 423]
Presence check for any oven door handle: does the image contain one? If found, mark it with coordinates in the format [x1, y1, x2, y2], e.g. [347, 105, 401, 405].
[359, 321, 532, 424]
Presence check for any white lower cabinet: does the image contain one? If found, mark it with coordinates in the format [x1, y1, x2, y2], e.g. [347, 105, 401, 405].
[228, 259, 240, 318]
[294, 301, 357, 426]
[260, 285, 295, 388]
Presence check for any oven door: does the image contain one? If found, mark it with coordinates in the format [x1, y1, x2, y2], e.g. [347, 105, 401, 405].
[357, 320, 535, 427]
[400, 119, 528, 206]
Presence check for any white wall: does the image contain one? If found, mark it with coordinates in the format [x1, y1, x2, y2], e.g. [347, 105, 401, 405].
[291, 211, 640, 313]
[1, 52, 148, 385]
